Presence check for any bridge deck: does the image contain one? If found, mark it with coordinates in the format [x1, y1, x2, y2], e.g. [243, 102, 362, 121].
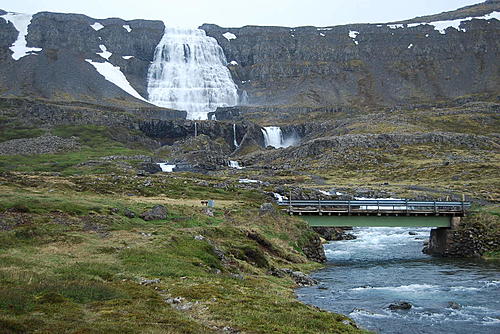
[277, 199, 470, 227]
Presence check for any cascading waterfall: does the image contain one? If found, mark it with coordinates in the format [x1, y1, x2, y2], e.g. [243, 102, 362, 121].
[261, 126, 299, 148]
[261, 126, 285, 148]
[194, 122, 198, 137]
[233, 124, 238, 147]
[147, 27, 239, 120]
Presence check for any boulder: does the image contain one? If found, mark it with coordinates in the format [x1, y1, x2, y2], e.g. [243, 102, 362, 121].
[387, 301, 412, 311]
[140, 205, 168, 221]
[124, 208, 136, 218]
[259, 203, 276, 215]
[282, 269, 318, 286]
[140, 162, 162, 174]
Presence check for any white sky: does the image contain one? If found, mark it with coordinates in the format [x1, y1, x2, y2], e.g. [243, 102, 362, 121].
[3, 0, 485, 28]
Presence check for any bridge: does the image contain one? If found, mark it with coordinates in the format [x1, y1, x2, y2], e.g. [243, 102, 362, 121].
[277, 199, 471, 227]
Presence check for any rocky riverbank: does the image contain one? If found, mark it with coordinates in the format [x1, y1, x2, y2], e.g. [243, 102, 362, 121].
[424, 213, 500, 257]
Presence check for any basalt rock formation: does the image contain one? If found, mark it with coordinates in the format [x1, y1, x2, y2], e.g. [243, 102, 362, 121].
[202, 2, 500, 107]
[0, 2, 499, 112]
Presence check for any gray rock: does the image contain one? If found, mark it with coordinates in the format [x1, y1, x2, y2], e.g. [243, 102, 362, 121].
[140, 278, 160, 285]
[203, 208, 214, 217]
[448, 301, 462, 310]
[387, 301, 412, 310]
[259, 203, 276, 215]
[140, 205, 168, 221]
[140, 162, 162, 174]
[282, 269, 318, 286]
[0, 135, 79, 155]
[124, 208, 136, 218]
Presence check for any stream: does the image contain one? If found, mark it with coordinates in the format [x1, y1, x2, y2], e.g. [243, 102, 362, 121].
[297, 227, 500, 333]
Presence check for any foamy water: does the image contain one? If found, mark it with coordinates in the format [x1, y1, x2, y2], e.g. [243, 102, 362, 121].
[297, 227, 500, 333]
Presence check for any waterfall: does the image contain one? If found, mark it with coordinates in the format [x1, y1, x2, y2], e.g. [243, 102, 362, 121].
[228, 161, 243, 169]
[194, 122, 198, 137]
[239, 90, 249, 105]
[147, 27, 239, 120]
[261, 126, 299, 148]
[233, 124, 238, 147]
[261, 126, 285, 148]
[157, 163, 176, 172]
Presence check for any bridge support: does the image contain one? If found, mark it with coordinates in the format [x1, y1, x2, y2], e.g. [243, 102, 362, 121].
[424, 217, 463, 256]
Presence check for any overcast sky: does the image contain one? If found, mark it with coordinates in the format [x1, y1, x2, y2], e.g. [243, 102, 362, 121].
[4, 0, 485, 27]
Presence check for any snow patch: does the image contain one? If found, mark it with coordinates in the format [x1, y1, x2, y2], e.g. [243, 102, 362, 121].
[85, 59, 147, 101]
[97, 44, 112, 60]
[123, 24, 131, 32]
[91, 22, 104, 31]
[349, 30, 359, 45]
[408, 43, 413, 49]
[222, 32, 236, 40]
[317, 27, 333, 31]
[1, 12, 42, 60]
[229, 60, 238, 66]
[122, 55, 134, 60]
[388, 24, 404, 29]
[395, 11, 500, 34]
[319, 33, 325, 37]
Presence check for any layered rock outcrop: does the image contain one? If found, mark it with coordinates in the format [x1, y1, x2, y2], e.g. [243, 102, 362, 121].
[0, 2, 499, 111]
[201, 3, 500, 107]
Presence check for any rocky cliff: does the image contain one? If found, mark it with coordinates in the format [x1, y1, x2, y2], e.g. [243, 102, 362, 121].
[0, 10, 164, 107]
[202, 2, 499, 107]
[0, 2, 499, 112]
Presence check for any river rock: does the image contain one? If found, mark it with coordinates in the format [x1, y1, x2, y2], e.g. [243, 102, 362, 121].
[313, 227, 357, 241]
[387, 301, 412, 310]
[282, 269, 318, 286]
[448, 301, 461, 310]
[140, 205, 168, 221]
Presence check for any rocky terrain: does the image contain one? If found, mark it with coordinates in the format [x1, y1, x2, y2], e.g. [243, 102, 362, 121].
[0, 2, 498, 109]
[0, 2, 499, 333]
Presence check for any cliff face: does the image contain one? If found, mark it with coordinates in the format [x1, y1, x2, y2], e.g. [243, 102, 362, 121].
[0, 11, 164, 106]
[201, 11, 499, 107]
[0, 3, 499, 110]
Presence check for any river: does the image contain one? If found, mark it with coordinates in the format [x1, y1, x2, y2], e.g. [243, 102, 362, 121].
[297, 227, 500, 333]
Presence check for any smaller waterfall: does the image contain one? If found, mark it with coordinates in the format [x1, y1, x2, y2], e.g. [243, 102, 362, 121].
[233, 124, 239, 147]
[228, 161, 243, 169]
[157, 163, 176, 172]
[239, 90, 249, 105]
[194, 122, 198, 137]
[261, 126, 299, 148]
[261, 126, 286, 148]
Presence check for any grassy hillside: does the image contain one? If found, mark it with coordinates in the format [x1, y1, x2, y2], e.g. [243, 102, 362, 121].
[0, 171, 366, 333]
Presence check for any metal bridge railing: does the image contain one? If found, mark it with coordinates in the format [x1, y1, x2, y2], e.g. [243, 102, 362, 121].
[277, 199, 471, 216]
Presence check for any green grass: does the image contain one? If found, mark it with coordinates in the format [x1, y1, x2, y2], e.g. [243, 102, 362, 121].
[0, 176, 366, 333]
[0, 125, 149, 175]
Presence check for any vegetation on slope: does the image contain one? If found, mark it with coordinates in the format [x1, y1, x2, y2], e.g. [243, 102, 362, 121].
[0, 170, 365, 333]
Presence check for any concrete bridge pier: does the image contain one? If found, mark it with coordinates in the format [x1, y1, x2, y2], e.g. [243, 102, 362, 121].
[424, 217, 463, 256]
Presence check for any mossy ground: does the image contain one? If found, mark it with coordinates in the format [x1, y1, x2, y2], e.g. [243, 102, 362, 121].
[0, 171, 366, 333]
[0, 97, 497, 332]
